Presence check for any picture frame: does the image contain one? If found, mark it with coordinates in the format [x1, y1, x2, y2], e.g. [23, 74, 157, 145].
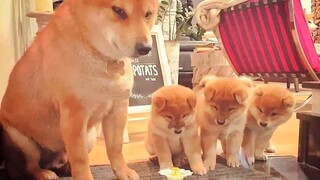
[128, 25, 172, 115]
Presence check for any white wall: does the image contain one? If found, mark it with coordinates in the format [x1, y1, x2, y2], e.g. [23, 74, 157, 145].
[0, 0, 15, 103]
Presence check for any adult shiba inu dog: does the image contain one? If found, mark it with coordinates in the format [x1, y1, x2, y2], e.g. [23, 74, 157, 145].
[145, 85, 207, 175]
[195, 76, 253, 170]
[242, 84, 295, 163]
[0, 0, 158, 179]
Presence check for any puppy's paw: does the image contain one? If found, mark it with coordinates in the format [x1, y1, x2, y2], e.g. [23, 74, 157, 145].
[191, 163, 207, 175]
[203, 158, 216, 171]
[115, 167, 139, 180]
[246, 156, 255, 165]
[264, 146, 276, 154]
[255, 153, 267, 161]
[35, 169, 59, 180]
[227, 155, 240, 168]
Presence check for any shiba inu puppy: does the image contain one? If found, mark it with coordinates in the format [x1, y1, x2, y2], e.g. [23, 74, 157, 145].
[242, 84, 295, 163]
[145, 85, 207, 175]
[0, 0, 158, 179]
[195, 76, 253, 170]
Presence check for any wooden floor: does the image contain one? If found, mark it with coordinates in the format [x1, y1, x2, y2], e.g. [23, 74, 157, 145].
[89, 84, 312, 165]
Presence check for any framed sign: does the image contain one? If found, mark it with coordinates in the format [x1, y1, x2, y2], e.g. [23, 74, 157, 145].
[128, 25, 171, 114]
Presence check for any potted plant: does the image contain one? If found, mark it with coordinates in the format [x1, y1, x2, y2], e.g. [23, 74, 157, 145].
[157, 0, 205, 84]
[157, 0, 204, 41]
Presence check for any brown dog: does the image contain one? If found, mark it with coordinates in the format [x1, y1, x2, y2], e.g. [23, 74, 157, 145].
[145, 85, 207, 175]
[195, 76, 253, 171]
[0, 0, 158, 179]
[242, 84, 295, 163]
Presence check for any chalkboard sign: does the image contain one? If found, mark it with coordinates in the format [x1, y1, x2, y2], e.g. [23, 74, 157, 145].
[129, 25, 171, 114]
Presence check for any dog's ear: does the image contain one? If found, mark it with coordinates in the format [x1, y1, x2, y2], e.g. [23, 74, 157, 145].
[233, 89, 248, 104]
[282, 95, 295, 108]
[186, 92, 197, 109]
[152, 96, 166, 111]
[204, 86, 216, 102]
[198, 76, 217, 88]
[239, 76, 254, 87]
[255, 87, 263, 96]
[199, 76, 216, 101]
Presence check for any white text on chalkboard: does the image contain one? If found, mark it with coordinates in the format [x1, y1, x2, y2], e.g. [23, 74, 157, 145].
[132, 64, 159, 76]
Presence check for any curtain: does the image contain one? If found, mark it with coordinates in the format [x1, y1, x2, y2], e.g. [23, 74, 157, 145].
[12, 0, 38, 61]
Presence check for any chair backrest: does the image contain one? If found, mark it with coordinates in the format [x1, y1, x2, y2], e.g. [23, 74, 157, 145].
[293, 0, 320, 73]
[217, 0, 320, 80]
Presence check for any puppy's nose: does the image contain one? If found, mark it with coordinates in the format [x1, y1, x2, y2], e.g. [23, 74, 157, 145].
[216, 120, 226, 126]
[260, 122, 268, 127]
[174, 129, 182, 134]
[135, 43, 152, 56]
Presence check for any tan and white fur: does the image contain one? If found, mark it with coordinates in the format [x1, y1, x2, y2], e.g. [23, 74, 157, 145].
[242, 84, 295, 163]
[195, 76, 253, 170]
[0, 0, 158, 179]
[145, 85, 207, 175]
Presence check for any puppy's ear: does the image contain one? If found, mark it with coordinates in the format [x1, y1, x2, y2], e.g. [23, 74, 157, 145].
[198, 76, 217, 88]
[255, 87, 263, 96]
[233, 89, 248, 104]
[152, 96, 166, 111]
[204, 86, 216, 101]
[187, 92, 197, 109]
[282, 95, 295, 108]
[200, 76, 217, 101]
[239, 76, 254, 87]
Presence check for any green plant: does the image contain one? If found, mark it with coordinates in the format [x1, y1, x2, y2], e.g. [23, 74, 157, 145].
[157, 0, 206, 41]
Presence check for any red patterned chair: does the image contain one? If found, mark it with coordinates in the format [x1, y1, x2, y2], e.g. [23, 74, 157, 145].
[215, 0, 320, 92]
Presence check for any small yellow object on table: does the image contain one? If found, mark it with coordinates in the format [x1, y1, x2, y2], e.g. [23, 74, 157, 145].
[167, 167, 184, 180]
[158, 167, 193, 180]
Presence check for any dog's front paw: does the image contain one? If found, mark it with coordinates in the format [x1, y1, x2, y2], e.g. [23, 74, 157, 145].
[203, 158, 216, 171]
[264, 146, 276, 154]
[35, 169, 59, 180]
[265, 141, 276, 153]
[191, 163, 207, 175]
[255, 153, 267, 161]
[246, 155, 255, 165]
[227, 155, 240, 168]
[115, 167, 139, 180]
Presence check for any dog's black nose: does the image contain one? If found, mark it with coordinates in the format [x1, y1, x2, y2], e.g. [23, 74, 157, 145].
[217, 120, 226, 126]
[136, 43, 152, 56]
[174, 129, 182, 134]
[260, 122, 268, 127]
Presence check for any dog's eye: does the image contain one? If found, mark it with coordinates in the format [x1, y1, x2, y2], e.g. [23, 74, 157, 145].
[258, 108, 263, 113]
[145, 11, 152, 19]
[182, 114, 188, 118]
[165, 115, 173, 120]
[212, 105, 219, 110]
[228, 107, 235, 111]
[112, 6, 128, 20]
[271, 112, 278, 116]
